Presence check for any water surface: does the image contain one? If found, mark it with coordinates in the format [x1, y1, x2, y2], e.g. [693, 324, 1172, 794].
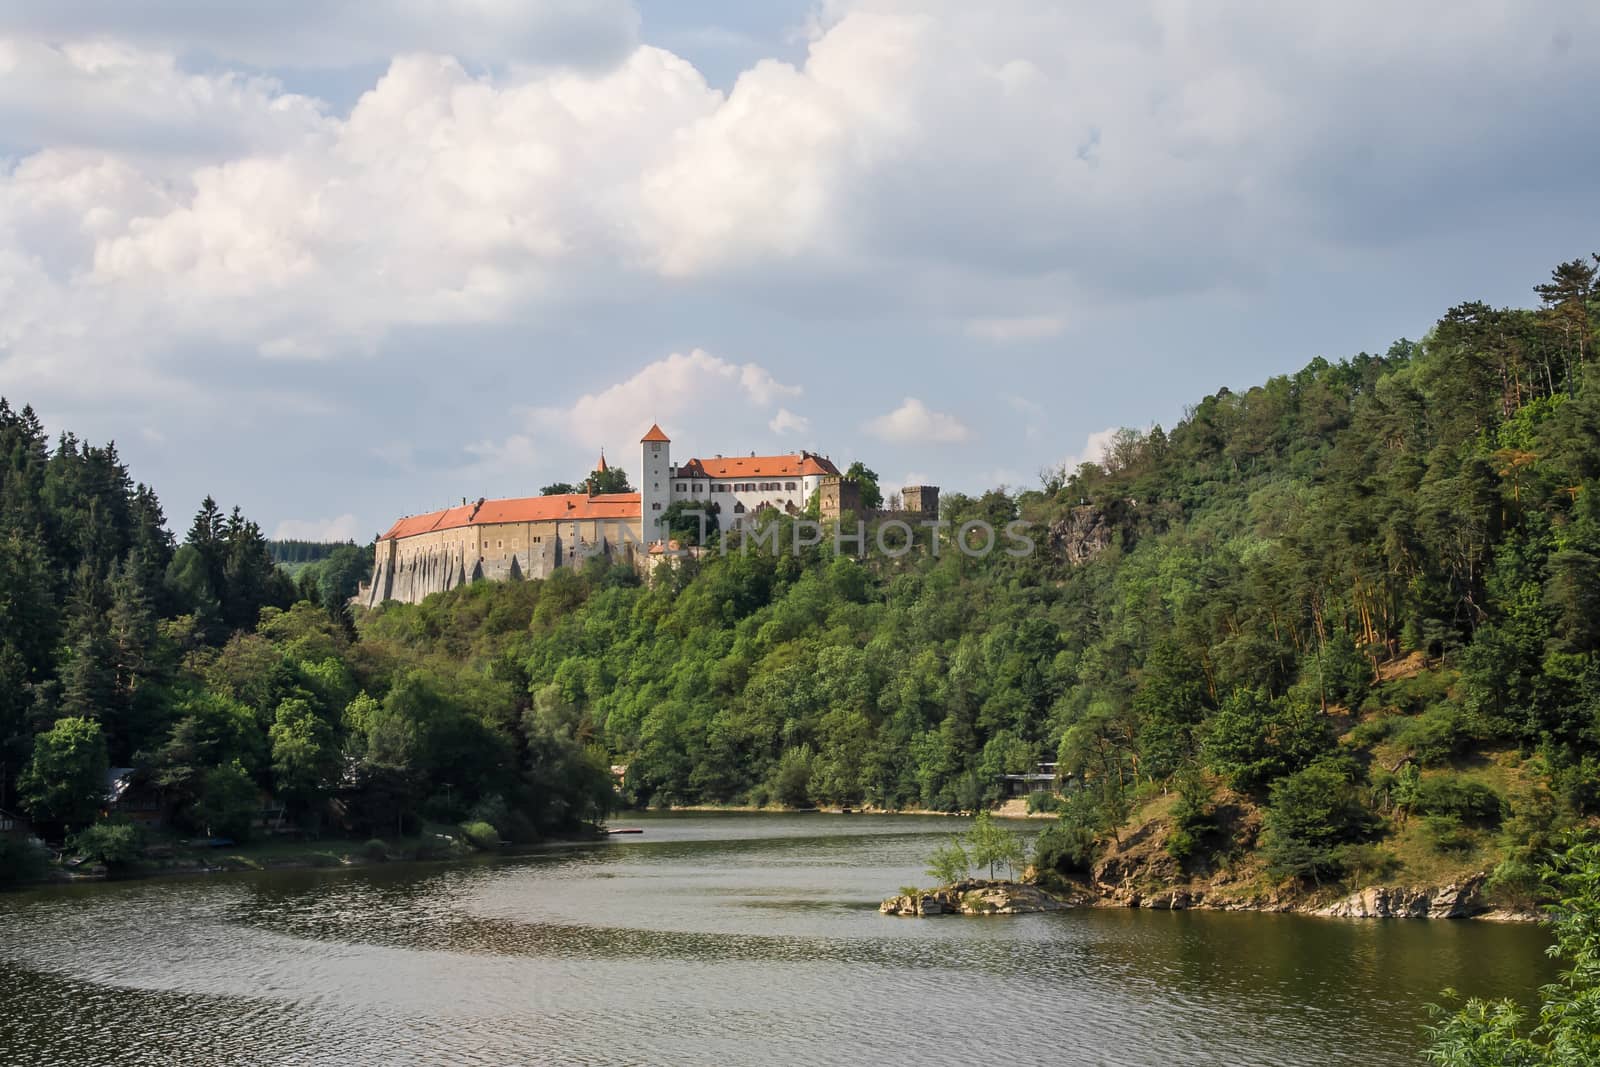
[0, 813, 1554, 1065]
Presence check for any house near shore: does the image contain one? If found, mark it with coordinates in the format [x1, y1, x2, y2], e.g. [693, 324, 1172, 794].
[998, 761, 1063, 798]
[105, 768, 166, 828]
[0, 807, 33, 839]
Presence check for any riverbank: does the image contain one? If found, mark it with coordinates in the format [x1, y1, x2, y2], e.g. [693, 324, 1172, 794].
[654, 802, 1047, 818]
[883, 873, 1544, 922]
[3, 826, 606, 889]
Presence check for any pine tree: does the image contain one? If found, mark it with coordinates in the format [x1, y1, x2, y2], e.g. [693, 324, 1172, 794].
[57, 568, 117, 727]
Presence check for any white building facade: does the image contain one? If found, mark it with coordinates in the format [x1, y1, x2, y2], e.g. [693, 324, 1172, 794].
[638, 424, 840, 537]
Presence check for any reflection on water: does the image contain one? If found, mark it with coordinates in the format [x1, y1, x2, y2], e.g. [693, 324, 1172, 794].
[0, 813, 1555, 1066]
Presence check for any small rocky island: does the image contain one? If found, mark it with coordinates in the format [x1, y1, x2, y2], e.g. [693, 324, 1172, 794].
[880, 879, 1085, 916]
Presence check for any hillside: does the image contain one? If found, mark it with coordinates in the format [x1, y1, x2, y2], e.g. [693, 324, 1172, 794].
[4, 253, 1598, 906]
[355, 253, 1600, 906]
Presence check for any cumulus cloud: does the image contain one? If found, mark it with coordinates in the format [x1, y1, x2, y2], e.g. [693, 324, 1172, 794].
[272, 513, 361, 541]
[0, 1, 640, 71]
[466, 349, 806, 481]
[0, 40, 328, 157]
[4, 0, 1598, 407]
[866, 397, 973, 444]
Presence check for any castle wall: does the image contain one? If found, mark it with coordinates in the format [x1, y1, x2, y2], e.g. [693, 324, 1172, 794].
[359, 515, 644, 608]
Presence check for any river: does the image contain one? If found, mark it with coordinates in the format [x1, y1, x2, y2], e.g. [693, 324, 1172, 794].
[0, 813, 1555, 1065]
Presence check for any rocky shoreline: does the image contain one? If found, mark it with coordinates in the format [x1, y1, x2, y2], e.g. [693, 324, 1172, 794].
[880, 879, 1094, 916]
[883, 873, 1543, 921]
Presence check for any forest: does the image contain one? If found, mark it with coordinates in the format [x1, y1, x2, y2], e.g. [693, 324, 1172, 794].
[2, 254, 1598, 898]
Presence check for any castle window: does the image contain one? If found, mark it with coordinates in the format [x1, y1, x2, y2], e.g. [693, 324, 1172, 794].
[712, 484, 727, 493]
[692, 483, 703, 493]
[652, 503, 661, 511]
[676, 483, 687, 491]
[786, 481, 797, 490]
[734, 502, 746, 514]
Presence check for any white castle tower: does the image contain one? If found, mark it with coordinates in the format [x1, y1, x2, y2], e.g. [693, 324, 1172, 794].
[640, 423, 671, 543]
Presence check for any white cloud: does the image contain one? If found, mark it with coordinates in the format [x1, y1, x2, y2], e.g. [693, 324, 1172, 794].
[865, 397, 973, 444]
[273, 513, 360, 541]
[528, 348, 800, 448]
[1063, 427, 1119, 471]
[466, 349, 805, 482]
[964, 315, 1067, 342]
[769, 407, 810, 435]
[3, 0, 1598, 411]
[0, 40, 329, 157]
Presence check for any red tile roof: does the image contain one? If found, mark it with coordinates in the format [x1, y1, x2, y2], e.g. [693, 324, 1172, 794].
[640, 423, 671, 443]
[678, 453, 840, 479]
[379, 493, 641, 541]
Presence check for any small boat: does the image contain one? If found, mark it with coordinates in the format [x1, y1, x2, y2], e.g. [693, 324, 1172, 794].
[607, 827, 645, 835]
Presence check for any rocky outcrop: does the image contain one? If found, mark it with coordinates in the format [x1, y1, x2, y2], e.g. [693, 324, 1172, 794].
[1314, 875, 1490, 919]
[880, 880, 1085, 916]
[1048, 505, 1121, 565]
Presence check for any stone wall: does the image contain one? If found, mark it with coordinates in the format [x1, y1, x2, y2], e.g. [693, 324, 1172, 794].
[817, 475, 862, 520]
[358, 516, 643, 608]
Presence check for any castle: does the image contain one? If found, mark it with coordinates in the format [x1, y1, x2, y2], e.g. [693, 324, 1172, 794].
[357, 424, 940, 607]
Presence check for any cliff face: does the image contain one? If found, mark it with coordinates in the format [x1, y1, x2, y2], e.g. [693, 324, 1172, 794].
[1047, 504, 1122, 565]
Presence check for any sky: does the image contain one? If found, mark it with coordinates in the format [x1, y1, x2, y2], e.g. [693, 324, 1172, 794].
[1, 1, 1597, 543]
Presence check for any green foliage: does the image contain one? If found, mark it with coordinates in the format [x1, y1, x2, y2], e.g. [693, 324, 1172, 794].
[1167, 771, 1218, 864]
[1030, 796, 1107, 883]
[1025, 791, 1063, 815]
[1425, 833, 1600, 1065]
[925, 838, 970, 885]
[1411, 776, 1507, 826]
[1393, 704, 1474, 767]
[1262, 762, 1375, 883]
[460, 820, 502, 850]
[768, 745, 816, 808]
[967, 811, 1027, 879]
[661, 499, 721, 547]
[1204, 689, 1331, 795]
[844, 462, 884, 512]
[268, 698, 338, 816]
[195, 761, 257, 841]
[19, 717, 108, 832]
[68, 820, 147, 871]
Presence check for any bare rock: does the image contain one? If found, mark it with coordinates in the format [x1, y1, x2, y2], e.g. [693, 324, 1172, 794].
[881, 880, 1079, 917]
[1048, 506, 1120, 566]
[1315, 874, 1490, 919]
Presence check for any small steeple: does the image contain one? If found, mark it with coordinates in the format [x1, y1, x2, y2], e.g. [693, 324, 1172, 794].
[596, 448, 609, 473]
